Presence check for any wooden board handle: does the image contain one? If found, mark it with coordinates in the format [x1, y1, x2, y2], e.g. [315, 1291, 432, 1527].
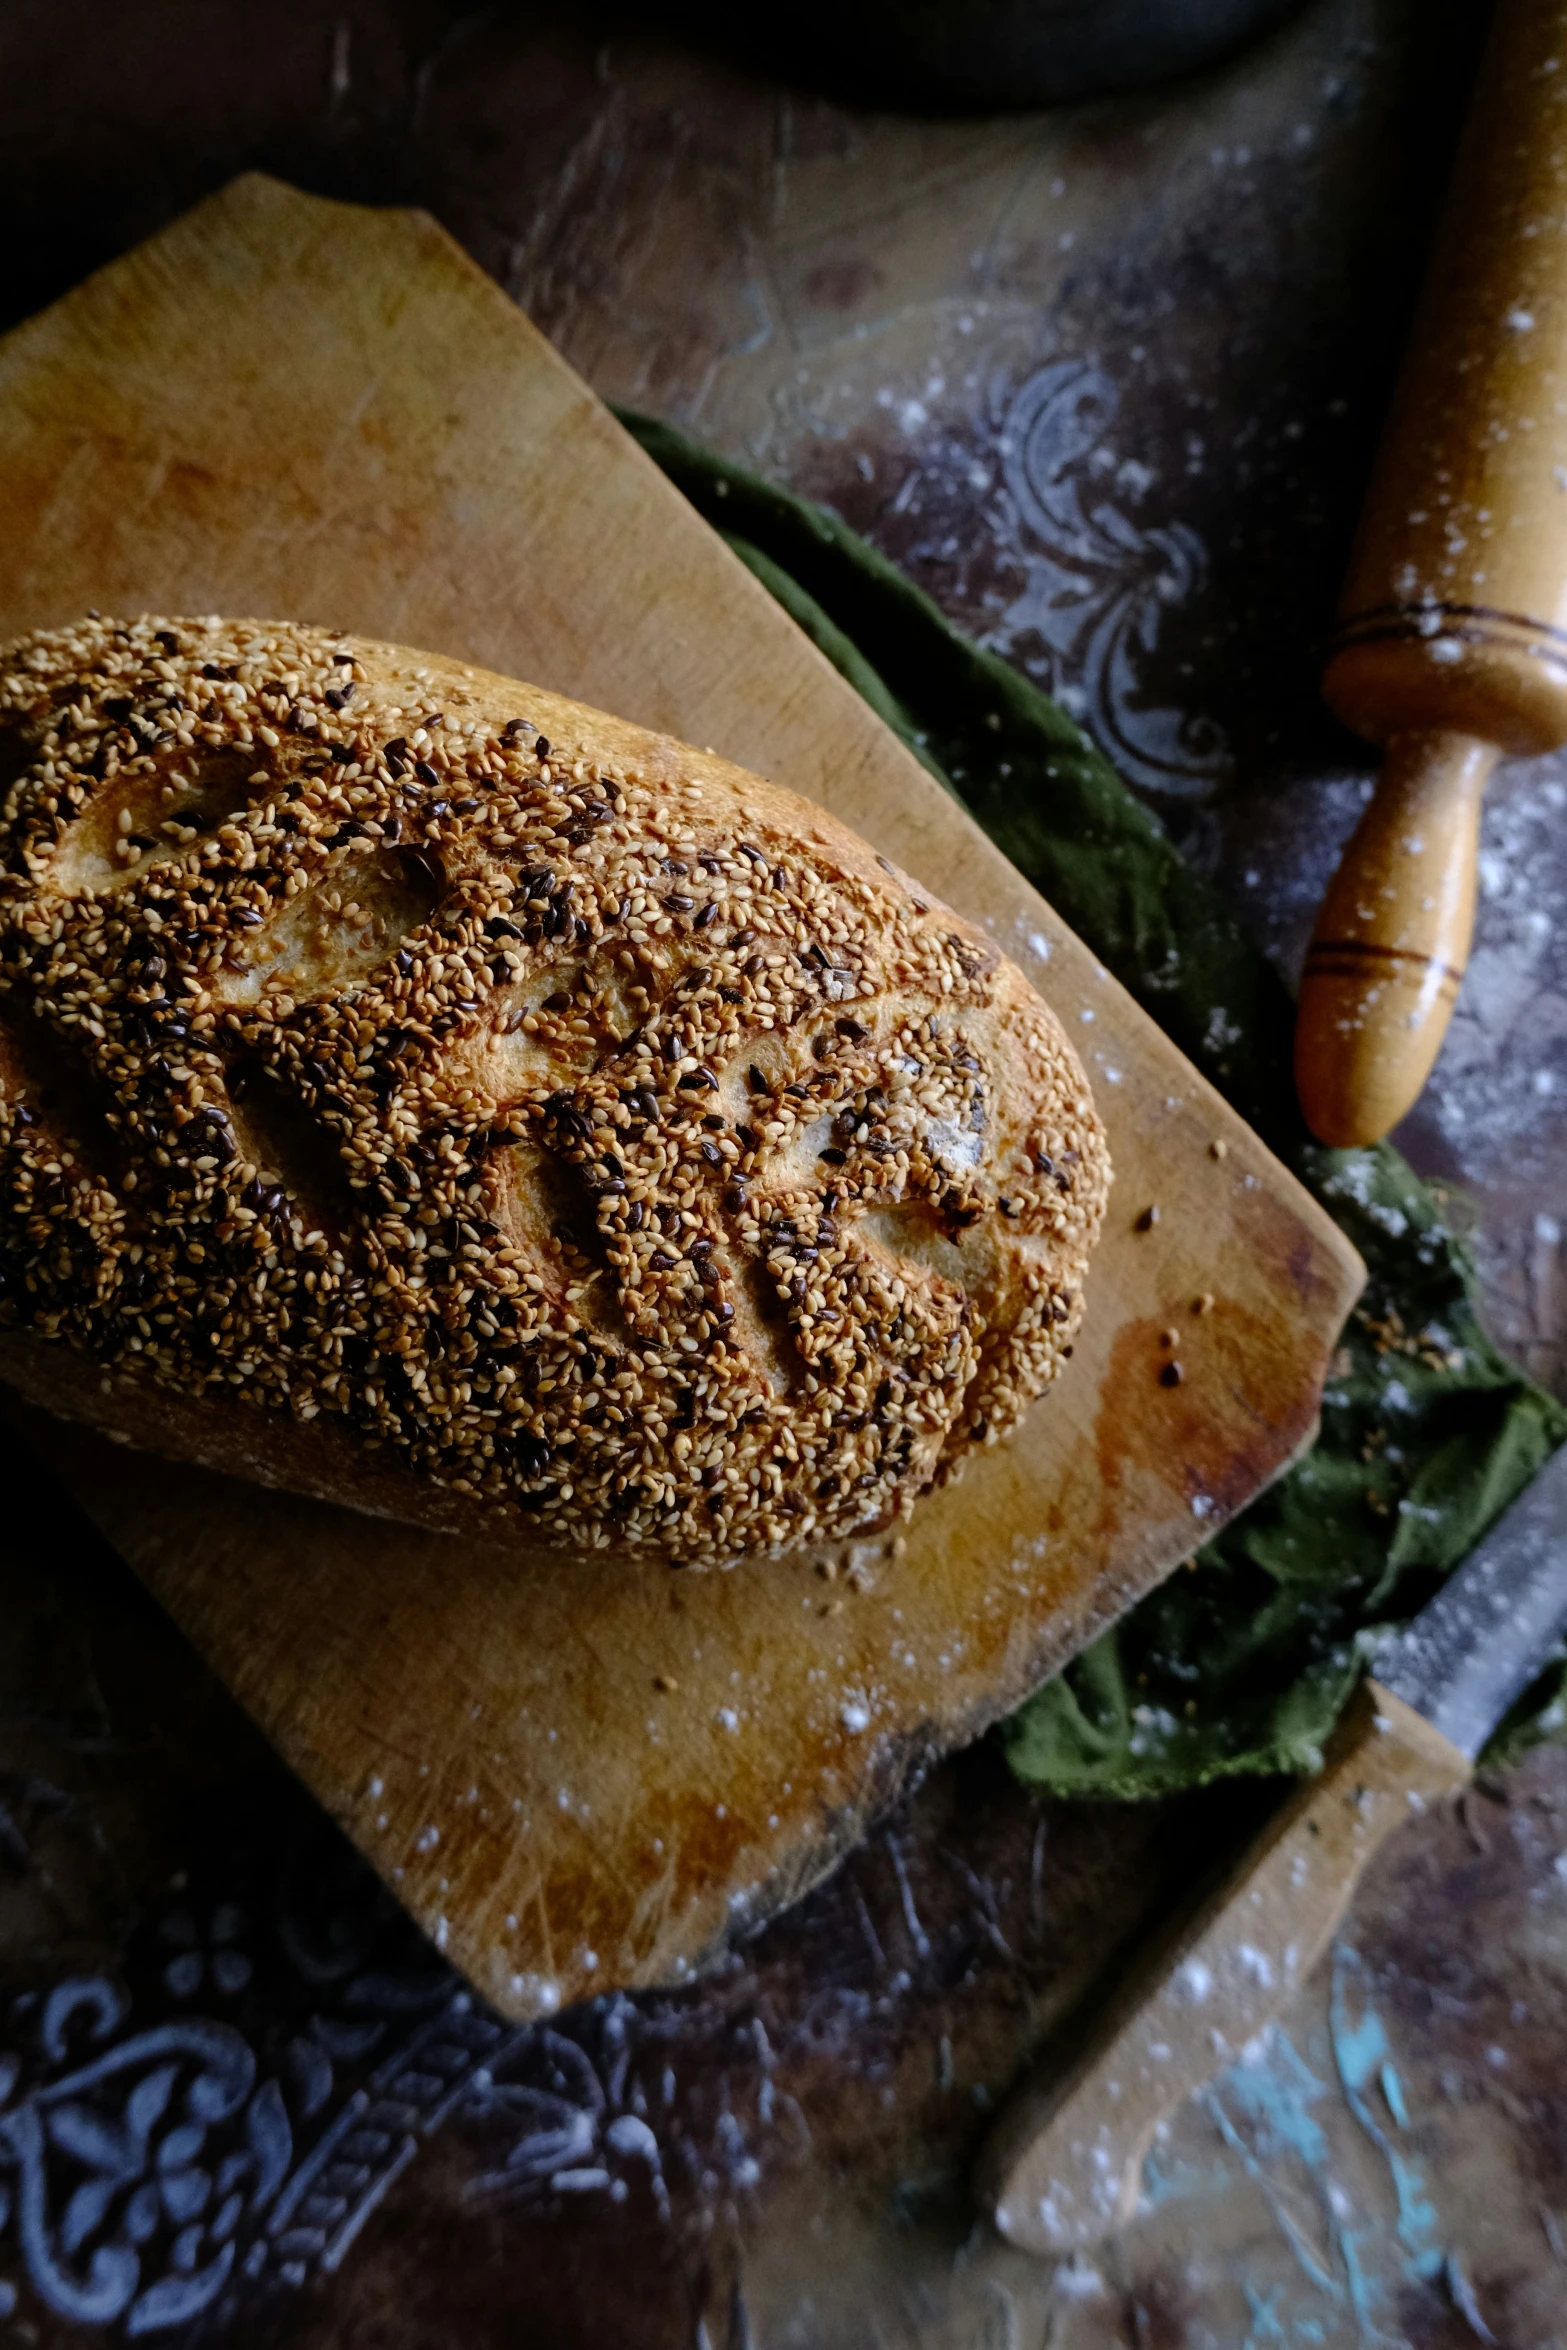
[977, 1679, 1471, 2258]
[1295, 731, 1495, 1146]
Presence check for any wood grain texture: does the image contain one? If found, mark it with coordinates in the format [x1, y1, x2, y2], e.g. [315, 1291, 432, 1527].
[1324, 0, 1567, 762]
[0, 175, 1361, 2021]
[1296, 728, 1495, 1144]
[978, 1679, 1472, 2257]
[1298, 0, 1567, 1142]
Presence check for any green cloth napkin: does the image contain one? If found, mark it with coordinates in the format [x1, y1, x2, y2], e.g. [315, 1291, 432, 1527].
[624, 410, 1567, 1794]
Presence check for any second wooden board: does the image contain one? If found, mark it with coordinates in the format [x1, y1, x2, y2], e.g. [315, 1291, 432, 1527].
[0, 177, 1361, 2018]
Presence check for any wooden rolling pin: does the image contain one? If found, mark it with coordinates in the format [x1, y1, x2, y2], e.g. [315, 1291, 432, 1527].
[1296, 0, 1567, 1146]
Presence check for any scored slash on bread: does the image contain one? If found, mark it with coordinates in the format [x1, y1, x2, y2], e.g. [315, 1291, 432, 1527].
[0, 616, 1110, 1564]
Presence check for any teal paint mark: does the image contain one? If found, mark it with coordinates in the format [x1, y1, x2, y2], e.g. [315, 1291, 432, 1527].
[1379, 2062, 1411, 2131]
[1139, 2144, 1234, 2212]
[1243, 2281, 1287, 2345]
[1331, 1944, 1444, 2283]
[1336, 2223, 1400, 2348]
[1224, 2030, 1333, 2170]
[1445, 2250, 1498, 2342]
[1327, 1946, 1390, 2096]
[1200, 2085, 1343, 2302]
[1134, 1954, 1461, 2343]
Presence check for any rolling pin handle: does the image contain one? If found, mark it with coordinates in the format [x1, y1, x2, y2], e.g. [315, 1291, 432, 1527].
[1294, 729, 1496, 1148]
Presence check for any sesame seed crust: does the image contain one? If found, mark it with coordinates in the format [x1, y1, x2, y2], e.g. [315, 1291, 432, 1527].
[0, 615, 1111, 1565]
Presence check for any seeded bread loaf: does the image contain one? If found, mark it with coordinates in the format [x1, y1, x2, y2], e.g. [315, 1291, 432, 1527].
[0, 615, 1110, 1563]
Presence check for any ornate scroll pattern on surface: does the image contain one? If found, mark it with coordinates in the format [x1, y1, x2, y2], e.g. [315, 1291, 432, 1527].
[0, 1885, 507, 2336]
[0, 1838, 778, 2339]
[0, 1959, 643, 2339]
[994, 357, 1231, 802]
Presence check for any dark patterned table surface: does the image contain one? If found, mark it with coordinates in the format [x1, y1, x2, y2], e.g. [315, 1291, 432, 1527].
[4, 2, 1567, 2343]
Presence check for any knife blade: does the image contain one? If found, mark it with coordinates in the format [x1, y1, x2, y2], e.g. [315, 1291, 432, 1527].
[978, 1438, 1567, 2260]
[1372, 1445, 1567, 1756]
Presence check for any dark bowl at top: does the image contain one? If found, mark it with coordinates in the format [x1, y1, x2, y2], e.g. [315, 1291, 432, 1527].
[670, 0, 1311, 111]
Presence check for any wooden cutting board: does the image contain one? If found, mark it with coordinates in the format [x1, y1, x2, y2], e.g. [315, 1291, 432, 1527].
[0, 176, 1361, 2021]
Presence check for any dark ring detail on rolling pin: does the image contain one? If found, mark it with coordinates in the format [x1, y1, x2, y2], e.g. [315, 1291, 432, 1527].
[1305, 938, 1464, 983]
[1330, 599, 1567, 673]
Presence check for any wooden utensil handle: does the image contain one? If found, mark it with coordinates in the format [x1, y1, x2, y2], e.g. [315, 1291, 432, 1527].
[1296, 0, 1567, 1146]
[977, 1679, 1470, 2259]
[1294, 731, 1495, 1147]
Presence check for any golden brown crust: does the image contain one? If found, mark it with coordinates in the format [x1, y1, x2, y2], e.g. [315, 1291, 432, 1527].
[0, 615, 1110, 1562]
